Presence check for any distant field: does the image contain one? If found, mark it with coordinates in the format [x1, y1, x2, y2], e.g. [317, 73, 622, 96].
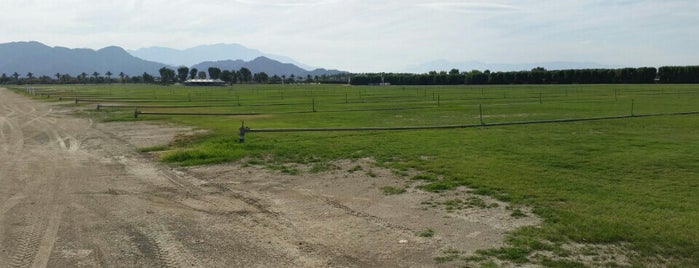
[14, 83, 699, 266]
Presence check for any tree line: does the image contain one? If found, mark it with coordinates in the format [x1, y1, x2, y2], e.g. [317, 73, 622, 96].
[349, 66, 699, 85]
[3, 65, 698, 86]
[0, 66, 350, 85]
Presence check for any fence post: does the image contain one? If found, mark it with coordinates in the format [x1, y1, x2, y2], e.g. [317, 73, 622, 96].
[631, 99, 635, 116]
[437, 94, 440, 107]
[239, 121, 250, 143]
[539, 92, 542, 104]
[479, 104, 484, 125]
[134, 109, 139, 119]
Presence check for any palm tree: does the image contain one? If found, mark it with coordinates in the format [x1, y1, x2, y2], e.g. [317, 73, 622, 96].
[119, 72, 125, 83]
[105, 71, 112, 83]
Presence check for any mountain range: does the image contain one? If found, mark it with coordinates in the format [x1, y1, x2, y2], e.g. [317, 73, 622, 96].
[0, 41, 345, 78]
[129, 43, 315, 70]
[0, 41, 164, 77]
[0, 41, 625, 79]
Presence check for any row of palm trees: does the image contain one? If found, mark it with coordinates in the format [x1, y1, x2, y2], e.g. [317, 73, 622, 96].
[1, 71, 131, 84]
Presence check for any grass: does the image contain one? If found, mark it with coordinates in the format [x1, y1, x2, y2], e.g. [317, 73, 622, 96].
[380, 185, 407, 195]
[13, 83, 699, 266]
[417, 228, 435, 237]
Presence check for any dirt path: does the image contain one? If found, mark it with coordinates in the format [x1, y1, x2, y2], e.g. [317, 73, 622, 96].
[0, 87, 538, 267]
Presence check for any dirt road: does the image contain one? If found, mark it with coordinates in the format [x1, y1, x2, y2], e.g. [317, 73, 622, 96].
[0, 87, 538, 267]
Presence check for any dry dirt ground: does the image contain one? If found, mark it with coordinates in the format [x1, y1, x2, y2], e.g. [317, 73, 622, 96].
[0, 87, 540, 267]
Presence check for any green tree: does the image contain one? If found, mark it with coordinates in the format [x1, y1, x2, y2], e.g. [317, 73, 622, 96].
[119, 72, 126, 83]
[142, 72, 155, 83]
[177, 66, 189, 83]
[239, 67, 252, 83]
[189, 68, 198, 80]
[220, 70, 236, 84]
[105, 71, 112, 83]
[253, 72, 269, 83]
[208, 67, 222, 80]
[159, 67, 176, 85]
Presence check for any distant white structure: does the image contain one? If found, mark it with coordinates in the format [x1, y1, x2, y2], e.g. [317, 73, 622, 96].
[183, 79, 226, 86]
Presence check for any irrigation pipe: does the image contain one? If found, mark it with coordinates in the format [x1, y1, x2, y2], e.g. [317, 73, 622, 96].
[132, 105, 437, 117]
[237, 111, 699, 142]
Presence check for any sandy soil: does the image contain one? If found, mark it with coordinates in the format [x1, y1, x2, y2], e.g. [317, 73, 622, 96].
[0, 87, 540, 267]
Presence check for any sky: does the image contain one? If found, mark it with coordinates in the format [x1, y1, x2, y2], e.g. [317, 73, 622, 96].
[1, 0, 698, 72]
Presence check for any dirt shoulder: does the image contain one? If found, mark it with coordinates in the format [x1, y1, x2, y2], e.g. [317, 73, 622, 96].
[0, 87, 540, 267]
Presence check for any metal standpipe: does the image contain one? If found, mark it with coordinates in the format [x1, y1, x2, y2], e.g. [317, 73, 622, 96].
[239, 122, 250, 143]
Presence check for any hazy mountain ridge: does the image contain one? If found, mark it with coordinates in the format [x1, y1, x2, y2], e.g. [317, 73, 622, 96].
[0, 41, 168, 76]
[192, 56, 347, 77]
[129, 43, 315, 70]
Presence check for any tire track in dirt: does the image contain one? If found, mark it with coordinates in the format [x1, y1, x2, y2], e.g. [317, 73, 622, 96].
[0, 194, 26, 240]
[140, 223, 202, 268]
[320, 196, 413, 232]
[9, 219, 46, 268]
[31, 204, 65, 268]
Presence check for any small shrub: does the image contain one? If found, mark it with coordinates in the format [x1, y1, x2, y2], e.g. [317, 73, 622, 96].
[348, 165, 363, 173]
[310, 162, 335, 173]
[511, 209, 527, 218]
[381, 186, 406, 195]
[417, 228, 434, 237]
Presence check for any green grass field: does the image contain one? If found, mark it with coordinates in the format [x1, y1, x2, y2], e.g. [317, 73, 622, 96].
[14, 83, 699, 266]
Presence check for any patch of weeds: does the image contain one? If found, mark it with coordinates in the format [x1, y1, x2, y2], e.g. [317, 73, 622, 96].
[434, 248, 462, 263]
[392, 170, 409, 177]
[510, 209, 527, 218]
[477, 246, 530, 264]
[417, 228, 434, 237]
[412, 173, 437, 182]
[280, 166, 300, 175]
[247, 158, 263, 166]
[419, 180, 461, 192]
[366, 170, 377, 177]
[266, 163, 300, 175]
[348, 165, 363, 173]
[310, 161, 336, 173]
[539, 257, 586, 268]
[381, 186, 406, 195]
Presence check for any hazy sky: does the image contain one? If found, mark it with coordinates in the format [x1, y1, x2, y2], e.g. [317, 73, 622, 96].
[1, 0, 697, 72]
